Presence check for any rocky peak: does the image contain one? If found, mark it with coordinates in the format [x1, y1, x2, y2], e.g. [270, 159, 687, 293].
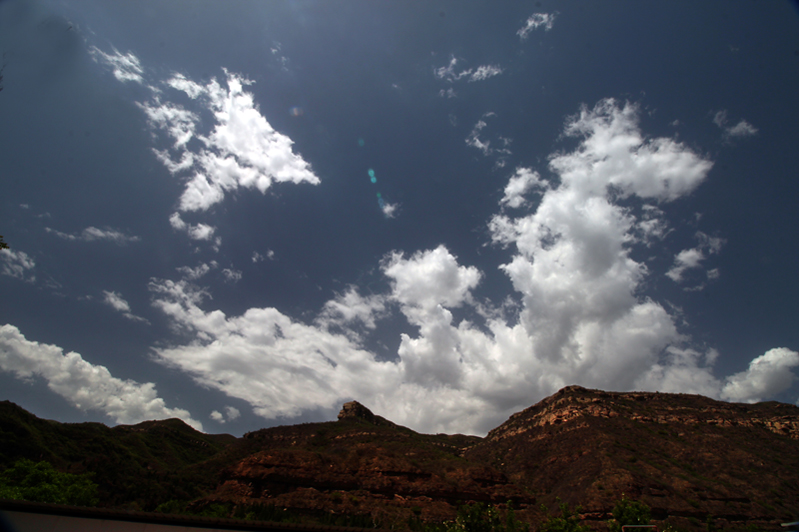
[337, 401, 379, 423]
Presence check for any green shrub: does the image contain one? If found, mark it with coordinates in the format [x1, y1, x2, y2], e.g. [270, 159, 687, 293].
[609, 495, 651, 532]
[197, 503, 231, 518]
[0, 459, 98, 506]
[539, 499, 588, 532]
[155, 500, 188, 514]
[440, 502, 529, 532]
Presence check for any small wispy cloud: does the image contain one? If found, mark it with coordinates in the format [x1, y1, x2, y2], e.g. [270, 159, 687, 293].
[222, 268, 242, 283]
[252, 250, 275, 263]
[434, 56, 503, 84]
[168, 214, 220, 246]
[102, 291, 150, 324]
[46, 226, 140, 245]
[466, 120, 492, 155]
[468, 65, 504, 82]
[666, 231, 725, 288]
[713, 110, 758, 141]
[89, 46, 145, 84]
[517, 12, 557, 40]
[176, 262, 215, 280]
[0, 249, 36, 283]
[466, 113, 512, 164]
[381, 202, 399, 219]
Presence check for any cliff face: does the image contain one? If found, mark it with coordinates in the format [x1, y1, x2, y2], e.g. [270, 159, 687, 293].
[2, 390, 798, 530]
[212, 402, 523, 523]
[484, 385, 799, 442]
[464, 386, 799, 530]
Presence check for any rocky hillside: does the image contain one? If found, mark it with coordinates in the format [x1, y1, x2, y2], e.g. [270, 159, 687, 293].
[201, 400, 521, 524]
[464, 386, 799, 530]
[2, 388, 798, 530]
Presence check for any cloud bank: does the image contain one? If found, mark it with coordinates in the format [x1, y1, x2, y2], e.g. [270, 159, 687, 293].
[0, 324, 201, 430]
[145, 99, 796, 435]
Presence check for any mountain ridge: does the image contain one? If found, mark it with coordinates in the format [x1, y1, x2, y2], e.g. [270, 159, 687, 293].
[2, 388, 798, 530]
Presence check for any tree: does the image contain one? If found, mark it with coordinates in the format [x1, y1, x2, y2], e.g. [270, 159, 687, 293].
[538, 499, 589, 532]
[0, 235, 8, 250]
[609, 495, 651, 532]
[441, 502, 529, 532]
[0, 459, 99, 506]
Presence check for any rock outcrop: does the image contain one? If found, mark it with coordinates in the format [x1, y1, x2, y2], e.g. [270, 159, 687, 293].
[464, 386, 799, 531]
[337, 401, 383, 424]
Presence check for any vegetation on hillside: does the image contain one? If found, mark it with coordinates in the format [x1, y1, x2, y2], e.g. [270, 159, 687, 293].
[0, 401, 234, 510]
[0, 459, 98, 506]
[609, 494, 651, 532]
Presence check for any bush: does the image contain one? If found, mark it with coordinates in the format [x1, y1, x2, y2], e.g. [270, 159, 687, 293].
[155, 500, 188, 514]
[442, 502, 529, 532]
[0, 459, 98, 506]
[538, 499, 588, 532]
[609, 495, 651, 532]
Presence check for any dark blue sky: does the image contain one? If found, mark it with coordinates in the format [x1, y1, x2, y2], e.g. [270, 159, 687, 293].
[1, 0, 798, 436]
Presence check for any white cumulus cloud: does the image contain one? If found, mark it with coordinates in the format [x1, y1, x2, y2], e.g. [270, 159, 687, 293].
[500, 167, 548, 209]
[0, 324, 201, 430]
[721, 348, 799, 403]
[157, 70, 320, 212]
[169, 213, 219, 244]
[149, 278, 400, 421]
[92, 48, 320, 248]
[383, 246, 481, 312]
[142, 98, 795, 436]
[317, 286, 387, 332]
[210, 406, 240, 424]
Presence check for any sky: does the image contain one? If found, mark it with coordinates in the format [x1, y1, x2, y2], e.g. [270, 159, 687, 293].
[1, 1, 799, 437]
